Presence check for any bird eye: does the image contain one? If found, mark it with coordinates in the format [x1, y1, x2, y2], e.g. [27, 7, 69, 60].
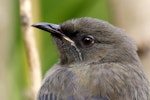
[82, 35, 94, 46]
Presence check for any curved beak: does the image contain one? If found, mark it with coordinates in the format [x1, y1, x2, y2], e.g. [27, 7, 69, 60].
[32, 23, 74, 44]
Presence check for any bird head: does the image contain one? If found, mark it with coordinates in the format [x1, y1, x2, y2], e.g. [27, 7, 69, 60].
[32, 17, 138, 65]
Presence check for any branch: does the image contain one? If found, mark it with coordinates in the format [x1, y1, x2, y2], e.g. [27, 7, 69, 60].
[19, 0, 42, 99]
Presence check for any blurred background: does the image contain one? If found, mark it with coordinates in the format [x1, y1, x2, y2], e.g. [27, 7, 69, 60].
[0, 0, 150, 100]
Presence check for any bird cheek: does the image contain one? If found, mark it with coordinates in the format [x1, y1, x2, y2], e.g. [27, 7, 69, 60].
[85, 48, 108, 62]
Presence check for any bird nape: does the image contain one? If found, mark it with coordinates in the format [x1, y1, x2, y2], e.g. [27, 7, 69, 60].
[32, 17, 150, 100]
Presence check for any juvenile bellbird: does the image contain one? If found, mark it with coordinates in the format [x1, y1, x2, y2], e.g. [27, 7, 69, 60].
[32, 17, 150, 100]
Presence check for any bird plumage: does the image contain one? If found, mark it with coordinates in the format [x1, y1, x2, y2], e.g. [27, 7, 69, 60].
[32, 17, 150, 100]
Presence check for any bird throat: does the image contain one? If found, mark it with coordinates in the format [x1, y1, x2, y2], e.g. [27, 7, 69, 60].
[71, 44, 83, 61]
[60, 44, 83, 65]
[54, 37, 83, 65]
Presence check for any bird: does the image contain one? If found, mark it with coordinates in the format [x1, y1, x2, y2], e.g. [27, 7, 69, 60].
[32, 17, 150, 100]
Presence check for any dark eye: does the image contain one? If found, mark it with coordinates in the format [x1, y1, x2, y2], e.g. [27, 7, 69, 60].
[82, 35, 94, 46]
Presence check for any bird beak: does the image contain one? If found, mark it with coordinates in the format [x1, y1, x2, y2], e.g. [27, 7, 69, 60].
[32, 23, 74, 44]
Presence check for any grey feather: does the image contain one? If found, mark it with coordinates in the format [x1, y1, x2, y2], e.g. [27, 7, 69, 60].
[34, 17, 150, 100]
